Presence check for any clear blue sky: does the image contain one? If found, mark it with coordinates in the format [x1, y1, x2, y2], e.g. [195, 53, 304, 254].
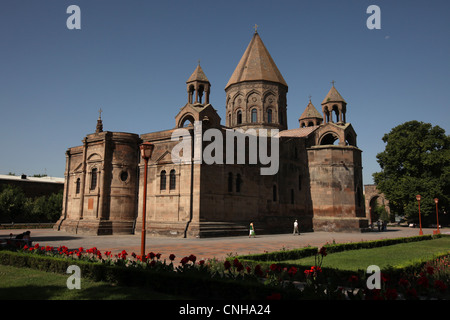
[1, 0, 449, 186]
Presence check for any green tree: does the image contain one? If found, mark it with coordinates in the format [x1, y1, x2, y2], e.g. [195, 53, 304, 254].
[0, 185, 28, 223]
[373, 121, 450, 225]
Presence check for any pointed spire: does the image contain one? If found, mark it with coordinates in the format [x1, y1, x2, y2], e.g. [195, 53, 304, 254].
[225, 31, 287, 89]
[299, 100, 322, 120]
[187, 63, 210, 83]
[96, 108, 103, 133]
[322, 83, 346, 104]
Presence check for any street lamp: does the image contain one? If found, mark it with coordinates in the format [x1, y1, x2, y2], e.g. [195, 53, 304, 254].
[140, 142, 154, 261]
[416, 194, 423, 235]
[434, 198, 440, 235]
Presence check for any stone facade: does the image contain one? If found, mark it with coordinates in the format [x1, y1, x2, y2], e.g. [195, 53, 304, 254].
[55, 31, 369, 236]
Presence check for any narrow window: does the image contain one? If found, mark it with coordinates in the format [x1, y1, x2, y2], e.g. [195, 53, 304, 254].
[291, 189, 294, 204]
[90, 168, 97, 190]
[160, 170, 166, 190]
[267, 109, 272, 123]
[169, 169, 176, 190]
[228, 172, 233, 192]
[236, 174, 241, 193]
[237, 110, 242, 124]
[273, 185, 277, 202]
[251, 109, 257, 123]
[298, 175, 302, 191]
[76, 178, 80, 194]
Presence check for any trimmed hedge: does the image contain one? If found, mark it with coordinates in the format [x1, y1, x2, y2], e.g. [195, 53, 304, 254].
[237, 246, 318, 262]
[322, 234, 440, 254]
[233, 234, 449, 287]
[0, 249, 301, 300]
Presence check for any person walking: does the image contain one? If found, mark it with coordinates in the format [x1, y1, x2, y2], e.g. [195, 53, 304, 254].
[249, 222, 255, 238]
[293, 220, 300, 235]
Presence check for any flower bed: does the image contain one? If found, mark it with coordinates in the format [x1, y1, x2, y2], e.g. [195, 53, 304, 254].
[0, 235, 448, 300]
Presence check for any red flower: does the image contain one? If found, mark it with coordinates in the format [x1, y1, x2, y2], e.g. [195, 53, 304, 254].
[148, 252, 155, 260]
[266, 293, 281, 300]
[434, 280, 447, 293]
[224, 260, 231, 270]
[246, 266, 251, 274]
[188, 254, 196, 263]
[311, 266, 322, 273]
[169, 254, 176, 261]
[417, 276, 429, 288]
[198, 260, 205, 266]
[236, 262, 244, 272]
[155, 253, 161, 260]
[270, 264, 278, 272]
[348, 275, 359, 283]
[255, 265, 263, 277]
[405, 288, 418, 299]
[180, 256, 189, 265]
[233, 258, 240, 268]
[426, 266, 434, 275]
[319, 247, 327, 256]
[384, 288, 398, 300]
[398, 278, 410, 287]
[288, 266, 297, 277]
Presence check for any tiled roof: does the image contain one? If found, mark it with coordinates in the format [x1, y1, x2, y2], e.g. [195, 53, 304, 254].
[299, 101, 322, 120]
[278, 126, 319, 138]
[322, 85, 346, 104]
[225, 32, 287, 89]
[187, 64, 210, 83]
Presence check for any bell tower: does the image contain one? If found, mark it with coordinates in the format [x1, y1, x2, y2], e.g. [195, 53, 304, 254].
[321, 81, 347, 124]
[186, 62, 211, 105]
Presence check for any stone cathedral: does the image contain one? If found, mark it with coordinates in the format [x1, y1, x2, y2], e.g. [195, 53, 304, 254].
[55, 31, 369, 237]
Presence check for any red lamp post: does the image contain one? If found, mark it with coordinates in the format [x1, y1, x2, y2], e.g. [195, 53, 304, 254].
[416, 194, 423, 235]
[140, 142, 154, 261]
[434, 198, 440, 235]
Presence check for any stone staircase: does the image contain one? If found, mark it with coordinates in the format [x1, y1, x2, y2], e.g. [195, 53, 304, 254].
[197, 221, 251, 238]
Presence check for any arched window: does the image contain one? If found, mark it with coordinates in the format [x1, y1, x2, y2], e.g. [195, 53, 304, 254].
[236, 110, 242, 125]
[251, 109, 257, 123]
[320, 133, 339, 145]
[228, 172, 233, 192]
[90, 168, 97, 190]
[236, 174, 242, 193]
[273, 185, 277, 202]
[160, 170, 166, 190]
[169, 169, 176, 190]
[267, 109, 272, 123]
[76, 178, 81, 194]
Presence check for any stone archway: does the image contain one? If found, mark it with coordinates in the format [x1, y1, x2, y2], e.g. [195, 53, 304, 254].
[364, 184, 391, 225]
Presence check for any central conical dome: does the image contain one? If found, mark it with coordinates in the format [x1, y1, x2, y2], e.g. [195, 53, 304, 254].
[225, 32, 287, 89]
[225, 31, 288, 131]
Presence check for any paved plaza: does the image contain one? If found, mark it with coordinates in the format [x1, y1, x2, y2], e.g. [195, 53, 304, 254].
[1, 226, 448, 262]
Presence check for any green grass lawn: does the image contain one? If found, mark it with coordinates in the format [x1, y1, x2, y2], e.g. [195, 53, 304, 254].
[280, 237, 450, 271]
[0, 264, 189, 300]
